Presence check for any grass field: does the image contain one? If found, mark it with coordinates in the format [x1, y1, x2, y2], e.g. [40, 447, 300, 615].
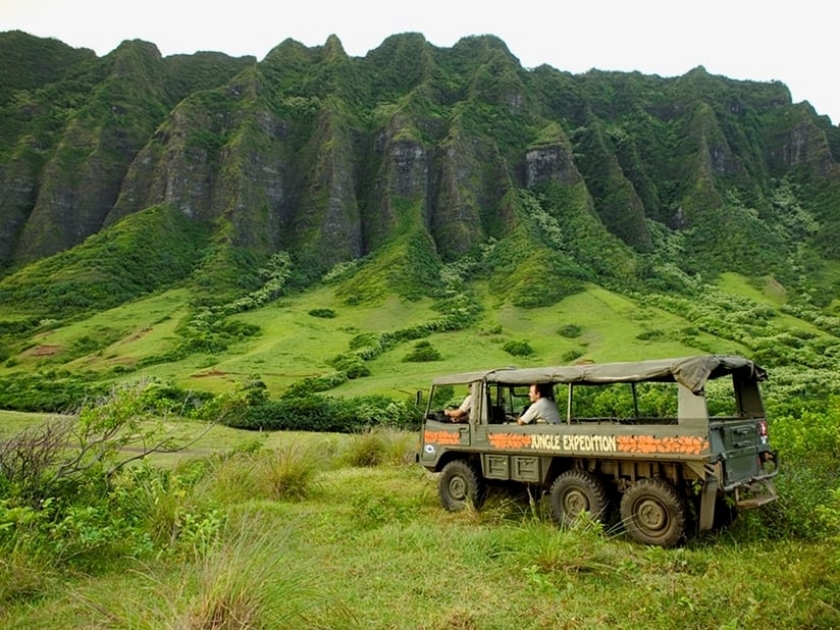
[0, 422, 837, 629]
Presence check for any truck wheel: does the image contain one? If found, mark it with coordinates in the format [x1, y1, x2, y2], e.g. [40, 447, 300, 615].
[549, 470, 610, 527]
[439, 460, 485, 511]
[620, 478, 687, 547]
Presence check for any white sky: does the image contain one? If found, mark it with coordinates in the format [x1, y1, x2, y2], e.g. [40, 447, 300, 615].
[2, 0, 837, 125]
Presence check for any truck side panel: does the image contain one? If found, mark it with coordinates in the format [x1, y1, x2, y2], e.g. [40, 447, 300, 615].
[420, 420, 470, 469]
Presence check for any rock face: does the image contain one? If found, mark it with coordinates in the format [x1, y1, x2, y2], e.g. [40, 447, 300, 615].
[525, 145, 582, 188]
[0, 31, 839, 288]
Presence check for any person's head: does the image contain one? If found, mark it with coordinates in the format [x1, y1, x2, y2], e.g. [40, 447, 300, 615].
[529, 383, 552, 401]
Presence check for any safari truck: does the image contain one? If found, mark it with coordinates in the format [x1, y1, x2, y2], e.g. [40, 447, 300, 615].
[417, 355, 779, 547]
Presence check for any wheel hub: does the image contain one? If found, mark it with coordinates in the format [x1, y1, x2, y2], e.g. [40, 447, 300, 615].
[449, 477, 467, 500]
[637, 498, 667, 531]
[564, 490, 588, 516]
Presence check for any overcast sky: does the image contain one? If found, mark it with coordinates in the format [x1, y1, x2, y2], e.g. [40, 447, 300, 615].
[3, 0, 837, 125]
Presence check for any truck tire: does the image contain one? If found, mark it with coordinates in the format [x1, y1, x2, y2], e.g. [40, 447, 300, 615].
[439, 460, 485, 511]
[549, 470, 610, 527]
[620, 478, 687, 547]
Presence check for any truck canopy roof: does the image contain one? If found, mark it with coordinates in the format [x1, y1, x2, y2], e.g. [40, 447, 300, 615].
[430, 355, 766, 395]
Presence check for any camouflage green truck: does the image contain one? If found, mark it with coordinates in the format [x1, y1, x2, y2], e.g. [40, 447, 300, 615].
[417, 355, 779, 547]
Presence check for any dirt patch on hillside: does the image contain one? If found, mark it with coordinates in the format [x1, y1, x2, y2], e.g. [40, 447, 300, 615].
[192, 369, 228, 378]
[128, 326, 153, 342]
[32, 345, 61, 356]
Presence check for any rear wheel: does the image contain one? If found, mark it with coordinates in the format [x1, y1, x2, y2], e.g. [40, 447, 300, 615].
[439, 460, 485, 511]
[620, 478, 687, 547]
[549, 470, 611, 527]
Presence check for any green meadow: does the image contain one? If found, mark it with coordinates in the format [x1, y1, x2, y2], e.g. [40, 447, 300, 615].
[1, 421, 838, 629]
[3, 279, 751, 401]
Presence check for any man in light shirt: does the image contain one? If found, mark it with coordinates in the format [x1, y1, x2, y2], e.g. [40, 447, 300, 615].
[517, 383, 561, 425]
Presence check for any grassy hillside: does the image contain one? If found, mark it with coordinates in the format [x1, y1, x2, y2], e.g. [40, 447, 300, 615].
[0, 223, 839, 419]
[0, 204, 210, 319]
[0, 274, 768, 405]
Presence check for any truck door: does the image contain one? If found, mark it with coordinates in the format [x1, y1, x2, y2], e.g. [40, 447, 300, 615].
[709, 419, 762, 487]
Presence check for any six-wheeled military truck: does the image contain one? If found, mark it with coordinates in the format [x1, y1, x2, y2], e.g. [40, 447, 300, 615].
[417, 355, 779, 547]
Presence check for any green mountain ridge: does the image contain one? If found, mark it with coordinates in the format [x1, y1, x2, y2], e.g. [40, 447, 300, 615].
[1, 31, 840, 409]
[2, 31, 839, 275]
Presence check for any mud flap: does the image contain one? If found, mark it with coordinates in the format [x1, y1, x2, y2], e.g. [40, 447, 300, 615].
[698, 476, 718, 532]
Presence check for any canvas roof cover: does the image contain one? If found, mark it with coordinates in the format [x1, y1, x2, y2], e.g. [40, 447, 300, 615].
[429, 355, 766, 395]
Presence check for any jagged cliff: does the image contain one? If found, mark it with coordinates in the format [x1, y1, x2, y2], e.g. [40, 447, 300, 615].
[1, 29, 839, 311]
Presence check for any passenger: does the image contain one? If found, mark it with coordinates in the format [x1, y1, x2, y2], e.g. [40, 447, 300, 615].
[517, 383, 561, 425]
[444, 386, 472, 422]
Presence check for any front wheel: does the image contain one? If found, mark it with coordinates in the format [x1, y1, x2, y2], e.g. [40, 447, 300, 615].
[620, 478, 688, 547]
[439, 460, 485, 511]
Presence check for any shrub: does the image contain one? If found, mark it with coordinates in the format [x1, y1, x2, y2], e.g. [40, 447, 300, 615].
[329, 353, 371, 379]
[0, 372, 107, 412]
[282, 372, 349, 398]
[755, 405, 840, 540]
[0, 385, 222, 571]
[429, 385, 453, 409]
[557, 324, 582, 338]
[238, 375, 269, 406]
[636, 329, 665, 341]
[231, 397, 333, 432]
[562, 349, 584, 363]
[348, 332, 397, 360]
[113, 464, 195, 550]
[503, 340, 534, 357]
[402, 340, 442, 362]
[138, 379, 215, 415]
[308, 308, 336, 318]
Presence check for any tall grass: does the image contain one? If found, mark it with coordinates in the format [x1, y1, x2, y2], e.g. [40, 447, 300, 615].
[187, 439, 332, 506]
[1, 426, 839, 629]
[339, 426, 416, 467]
[79, 512, 354, 629]
[0, 542, 56, 605]
[255, 439, 330, 500]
